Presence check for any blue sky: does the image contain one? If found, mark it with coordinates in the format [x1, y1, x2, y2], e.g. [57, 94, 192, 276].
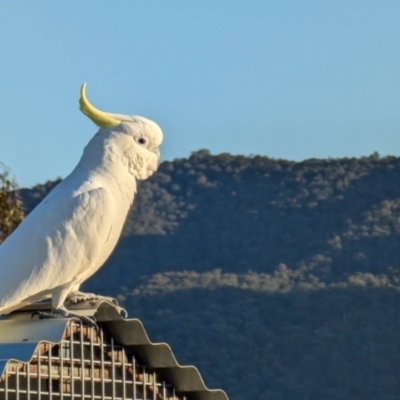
[0, 1, 399, 188]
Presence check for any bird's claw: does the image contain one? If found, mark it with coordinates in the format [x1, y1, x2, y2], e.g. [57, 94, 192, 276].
[111, 298, 119, 306]
[67, 292, 118, 306]
[65, 293, 127, 318]
[117, 306, 128, 318]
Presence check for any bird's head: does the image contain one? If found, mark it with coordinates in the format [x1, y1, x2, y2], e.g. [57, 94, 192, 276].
[79, 83, 163, 180]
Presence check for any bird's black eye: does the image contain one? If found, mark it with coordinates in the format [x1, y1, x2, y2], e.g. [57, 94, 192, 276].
[138, 137, 147, 145]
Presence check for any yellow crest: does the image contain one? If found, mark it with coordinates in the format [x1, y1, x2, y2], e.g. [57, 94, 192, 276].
[79, 83, 121, 128]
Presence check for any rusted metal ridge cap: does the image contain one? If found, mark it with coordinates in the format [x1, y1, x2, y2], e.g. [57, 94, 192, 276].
[0, 299, 228, 400]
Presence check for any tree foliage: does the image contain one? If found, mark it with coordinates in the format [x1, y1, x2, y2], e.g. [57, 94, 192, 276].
[0, 164, 24, 244]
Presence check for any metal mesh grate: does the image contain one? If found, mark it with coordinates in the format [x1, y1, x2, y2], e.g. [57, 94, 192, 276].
[0, 321, 183, 400]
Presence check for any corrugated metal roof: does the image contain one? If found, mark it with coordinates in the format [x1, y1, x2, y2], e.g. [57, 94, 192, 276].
[0, 300, 228, 400]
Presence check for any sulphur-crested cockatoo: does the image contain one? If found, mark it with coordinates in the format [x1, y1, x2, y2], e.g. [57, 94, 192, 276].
[0, 84, 162, 317]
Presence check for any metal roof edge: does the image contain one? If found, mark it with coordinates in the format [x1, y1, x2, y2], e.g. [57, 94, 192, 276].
[0, 300, 229, 400]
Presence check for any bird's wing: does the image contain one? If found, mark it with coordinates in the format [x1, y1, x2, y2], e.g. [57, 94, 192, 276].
[0, 185, 116, 311]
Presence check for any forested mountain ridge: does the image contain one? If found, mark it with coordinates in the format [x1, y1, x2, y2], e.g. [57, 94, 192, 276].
[20, 151, 400, 291]
[18, 151, 400, 400]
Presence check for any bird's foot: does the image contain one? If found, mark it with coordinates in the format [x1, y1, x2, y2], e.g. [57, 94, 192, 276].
[66, 292, 128, 318]
[31, 308, 98, 329]
[66, 291, 118, 305]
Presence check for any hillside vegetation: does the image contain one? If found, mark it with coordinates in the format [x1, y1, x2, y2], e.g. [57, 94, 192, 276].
[18, 151, 400, 400]
[0, 164, 24, 244]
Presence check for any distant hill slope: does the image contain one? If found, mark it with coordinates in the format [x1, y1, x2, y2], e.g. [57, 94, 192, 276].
[19, 152, 400, 400]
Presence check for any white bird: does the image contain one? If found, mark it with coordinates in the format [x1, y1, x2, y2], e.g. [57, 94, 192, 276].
[0, 84, 163, 317]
